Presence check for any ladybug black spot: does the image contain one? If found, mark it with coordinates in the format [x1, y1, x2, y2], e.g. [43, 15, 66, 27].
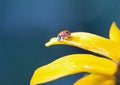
[66, 32, 69, 34]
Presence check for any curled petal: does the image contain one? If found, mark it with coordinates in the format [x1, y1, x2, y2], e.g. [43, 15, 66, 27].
[45, 32, 120, 62]
[30, 54, 117, 85]
[109, 22, 120, 43]
[74, 74, 116, 85]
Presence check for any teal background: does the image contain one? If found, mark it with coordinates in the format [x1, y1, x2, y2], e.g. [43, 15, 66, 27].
[1, 0, 120, 85]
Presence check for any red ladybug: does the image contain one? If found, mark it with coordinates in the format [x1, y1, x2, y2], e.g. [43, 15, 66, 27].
[57, 30, 71, 40]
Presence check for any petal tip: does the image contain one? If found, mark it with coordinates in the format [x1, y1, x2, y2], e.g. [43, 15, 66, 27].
[45, 42, 50, 47]
[45, 37, 57, 47]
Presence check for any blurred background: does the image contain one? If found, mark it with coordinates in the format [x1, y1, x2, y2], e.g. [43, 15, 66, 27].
[1, 0, 120, 85]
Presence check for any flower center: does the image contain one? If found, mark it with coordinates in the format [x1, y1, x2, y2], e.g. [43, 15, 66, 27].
[115, 63, 120, 85]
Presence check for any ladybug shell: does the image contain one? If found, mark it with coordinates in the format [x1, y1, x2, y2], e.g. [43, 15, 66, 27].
[57, 30, 71, 40]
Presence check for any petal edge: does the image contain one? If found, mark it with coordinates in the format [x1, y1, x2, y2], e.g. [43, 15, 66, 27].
[74, 74, 116, 85]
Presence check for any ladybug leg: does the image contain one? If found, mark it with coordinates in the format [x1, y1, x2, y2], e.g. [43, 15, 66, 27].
[61, 37, 64, 40]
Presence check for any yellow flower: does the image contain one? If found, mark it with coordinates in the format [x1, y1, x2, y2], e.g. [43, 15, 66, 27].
[30, 22, 120, 85]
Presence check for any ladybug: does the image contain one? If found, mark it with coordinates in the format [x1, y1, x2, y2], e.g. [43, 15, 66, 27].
[57, 30, 71, 41]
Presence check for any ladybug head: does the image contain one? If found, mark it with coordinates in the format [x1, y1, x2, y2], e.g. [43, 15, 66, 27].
[57, 35, 62, 40]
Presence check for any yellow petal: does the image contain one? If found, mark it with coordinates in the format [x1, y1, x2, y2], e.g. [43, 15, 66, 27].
[45, 32, 120, 62]
[74, 74, 116, 85]
[30, 54, 117, 85]
[109, 22, 120, 43]
[100, 78, 116, 85]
